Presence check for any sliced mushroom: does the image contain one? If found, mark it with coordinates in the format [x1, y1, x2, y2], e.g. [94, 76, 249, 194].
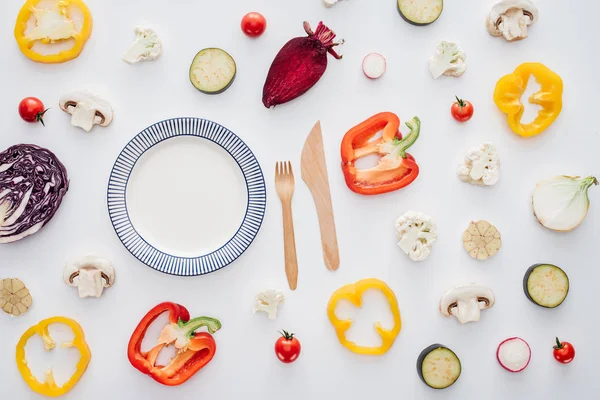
[440, 284, 495, 324]
[59, 90, 114, 132]
[64, 256, 115, 298]
[486, 0, 539, 42]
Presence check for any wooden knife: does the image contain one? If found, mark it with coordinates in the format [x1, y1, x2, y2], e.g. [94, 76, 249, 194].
[301, 121, 340, 271]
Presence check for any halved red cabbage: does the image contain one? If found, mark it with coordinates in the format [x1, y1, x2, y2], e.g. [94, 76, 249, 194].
[0, 144, 69, 243]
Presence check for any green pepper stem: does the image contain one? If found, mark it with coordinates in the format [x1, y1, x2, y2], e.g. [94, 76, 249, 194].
[178, 316, 222, 336]
[396, 117, 420, 158]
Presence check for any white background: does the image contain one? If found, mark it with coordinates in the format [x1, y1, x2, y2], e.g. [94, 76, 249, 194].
[0, 0, 598, 399]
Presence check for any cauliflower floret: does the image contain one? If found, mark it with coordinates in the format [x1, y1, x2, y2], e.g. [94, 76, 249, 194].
[457, 143, 500, 186]
[253, 290, 285, 320]
[428, 40, 467, 79]
[395, 211, 437, 261]
[123, 26, 162, 64]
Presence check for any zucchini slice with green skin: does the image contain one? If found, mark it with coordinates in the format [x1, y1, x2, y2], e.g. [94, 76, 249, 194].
[417, 344, 461, 389]
[397, 0, 443, 26]
[189, 48, 236, 94]
[523, 264, 569, 308]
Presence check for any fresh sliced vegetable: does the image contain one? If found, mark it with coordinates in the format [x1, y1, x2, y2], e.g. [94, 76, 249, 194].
[486, 0, 538, 42]
[417, 344, 461, 389]
[0, 144, 69, 244]
[327, 278, 401, 355]
[395, 211, 437, 261]
[253, 290, 285, 320]
[123, 26, 162, 64]
[18, 97, 48, 126]
[0, 278, 32, 316]
[532, 175, 597, 232]
[497, 337, 531, 372]
[553, 337, 575, 364]
[14, 0, 93, 64]
[362, 53, 386, 79]
[397, 0, 443, 25]
[275, 330, 301, 363]
[429, 40, 466, 79]
[440, 284, 495, 324]
[523, 264, 569, 308]
[59, 90, 114, 132]
[262, 21, 343, 108]
[457, 143, 500, 186]
[494, 63, 563, 137]
[189, 48, 237, 95]
[451, 96, 473, 122]
[241, 12, 267, 37]
[341, 113, 421, 195]
[63, 256, 115, 298]
[462, 220, 502, 260]
[128, 302, 221, 386]
[16, 317, 91, 397]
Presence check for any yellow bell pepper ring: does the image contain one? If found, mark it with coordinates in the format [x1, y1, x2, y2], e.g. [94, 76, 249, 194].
[327, 278, 401, 355]
[14, 0, 93, 64]
[494, 62, 563, 138]
[16, 316, 92, 397]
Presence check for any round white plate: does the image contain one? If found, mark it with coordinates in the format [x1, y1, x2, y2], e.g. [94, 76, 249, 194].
[107, 118, 266, 276]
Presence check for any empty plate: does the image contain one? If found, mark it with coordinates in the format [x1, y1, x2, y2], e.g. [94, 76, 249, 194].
[107, 118, 266, 276]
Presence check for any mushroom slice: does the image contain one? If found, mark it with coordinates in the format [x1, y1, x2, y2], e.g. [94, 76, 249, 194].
[462, 220, 502, 260]
[486, 0, 539, 42]
[63, 256, 115, 298]
[59, 90, 114, 132]
[0, 278, 33, 316]
[440, 284, 495, 324]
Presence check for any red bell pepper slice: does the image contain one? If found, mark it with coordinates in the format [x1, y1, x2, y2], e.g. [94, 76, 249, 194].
[341, 112, 420, 195]
[127, 302, 221, 386]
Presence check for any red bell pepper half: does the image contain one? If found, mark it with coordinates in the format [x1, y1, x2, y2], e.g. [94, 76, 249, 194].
[127, 302, 221, 386]
[341, 112, 420, 195]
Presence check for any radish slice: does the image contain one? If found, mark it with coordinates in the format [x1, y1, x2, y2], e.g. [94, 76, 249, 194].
[497, 337, 531, 372]
[362, 53, 386, 79]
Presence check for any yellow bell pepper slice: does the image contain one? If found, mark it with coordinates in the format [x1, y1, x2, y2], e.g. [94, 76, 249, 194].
[494, 62, 563, 138]
[327, 278, 401, 355]
[14, 0, 93, 64]
[16, 316, 91, 397]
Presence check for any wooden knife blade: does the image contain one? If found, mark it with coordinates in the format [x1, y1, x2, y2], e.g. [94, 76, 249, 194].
[300, 121, 340, 271]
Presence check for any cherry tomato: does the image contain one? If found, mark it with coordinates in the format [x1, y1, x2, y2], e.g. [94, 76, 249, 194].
[275, 330, 301, 363]
[553, 337, 575, 364]
[451, 96, 474, 122]
[18, 97, 48, 126]
[241, 12, 266, 37]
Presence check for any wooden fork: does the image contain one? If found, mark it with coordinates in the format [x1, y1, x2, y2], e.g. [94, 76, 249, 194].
[275, 161, 298, 290]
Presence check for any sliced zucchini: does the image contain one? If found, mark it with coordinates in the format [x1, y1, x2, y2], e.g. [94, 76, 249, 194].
[189, 48, 236, 94]
[523, 264, 569, 308]
[417, 344, 461, 389]
[397, 0, 443, 26]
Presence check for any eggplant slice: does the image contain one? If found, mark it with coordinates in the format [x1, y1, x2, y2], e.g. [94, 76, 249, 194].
[397, 0, 443, 26]
[523, 264, 569, 308]
[417, 344, 461, 389]
[189, 48, 237, 94]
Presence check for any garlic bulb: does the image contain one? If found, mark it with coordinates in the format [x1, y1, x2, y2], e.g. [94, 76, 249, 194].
[532, 175, 598, 232]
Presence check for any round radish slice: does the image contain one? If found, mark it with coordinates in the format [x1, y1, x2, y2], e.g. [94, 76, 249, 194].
[362, 53, 386, 79]
[497, 337, 531, 372]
